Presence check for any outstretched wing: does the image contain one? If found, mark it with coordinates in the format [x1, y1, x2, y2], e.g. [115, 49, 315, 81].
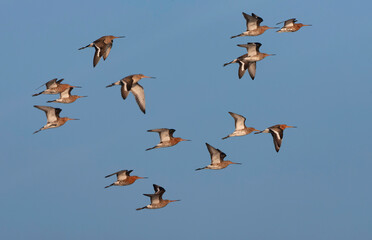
[93, 44, 102, 67]
[44, 78, 59, 89]
[247, 62, 256, 80]
[34, 105, 61, 123]
[242, 12, 258, 31]
[206, 143, 225, 164]
[102, 43, 112, 60]
[238, 61, 247, 79]
[284, 18, 297, 27]
[228, 112, 246, 130]
[269, 128, 284, 152]
[131, 84, 146, 114]
[148, 128, 174, 142]
[120, 82, 131, 100]
[60, 87, 72, 99]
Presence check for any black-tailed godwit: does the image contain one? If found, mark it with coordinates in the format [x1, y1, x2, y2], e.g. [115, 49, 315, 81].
[33, 105, 78, 134]
[78, 35, 124, 67]
[136, 184, 180, 210]
[224, 42, 274, 80]
[231, 12, 277, 38]
[195, 143, 241, 170]
[32, 78, 80, 96]
[104, 170, 147, 188]
[146, 128, 190, 151]
[47, 87, 86, 104]
[222, 112, 259, 140]
[106, 74, 155, 114]
[255, 124, 296, 152]
[276, 18, 311, 32]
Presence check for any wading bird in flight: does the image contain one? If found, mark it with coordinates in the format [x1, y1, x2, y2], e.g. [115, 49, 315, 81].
[255, 124, 296, 152]
[136, 184, 180, 211]
[79, 35, 125, 67]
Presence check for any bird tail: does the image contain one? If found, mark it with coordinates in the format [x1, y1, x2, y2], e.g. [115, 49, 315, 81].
[32, 92, 43, 97]
[136, 206, 147, 211]
[223, 60, 236, 67]
[104, 183, 115, 189]
[78, 43, 93, 50]
[33, 128, 43, 134]
[106, 83, 116, 88]
[230, 34, 242, 39]
[145, 146, 157, 151]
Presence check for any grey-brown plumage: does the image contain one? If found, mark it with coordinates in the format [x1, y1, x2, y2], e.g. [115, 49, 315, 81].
[104, 170, 146, 188]
[230, 13, 277, 38]
[33, 78, 81, 96]
[106, 74, 155, 114]
[33, 105, 79, 134]
[223, 42, 274, 80]
[276, 18, 312, 32]
[146, 128, 190, 151]
[222, 112, 259, 139]
[195, 143, 241, 170]
[136, 184, 180, 210]
[47, 87, 87, 104]
[255, 124, 296, 152]
[78, 35, 125, 67]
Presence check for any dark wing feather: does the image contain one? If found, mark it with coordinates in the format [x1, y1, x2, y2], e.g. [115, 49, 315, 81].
[252, 13, 263, 25]
[93, 44, 101, 67]
[169, 129, 176, 138]
[131, 84, 146, 114]
[120, 83, 130, 100]
[247, 62, 256, 80]
[102, 43, 112, 60]
[45, 78, 58, 89]
[269, 129, 283, 152]
[238, 61, 247, 79]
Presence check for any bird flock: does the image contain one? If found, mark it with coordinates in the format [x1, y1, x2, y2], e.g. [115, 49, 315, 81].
[32, 12, 310, 211]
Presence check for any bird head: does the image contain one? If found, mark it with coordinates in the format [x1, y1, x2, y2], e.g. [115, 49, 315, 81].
[280, 124, 297, 130]
[262, 26, 279, 31]
[248, 127, 260, 133]
[263, 53, 276, 58]
[175, 138, 191, 143]
[298, 23, 312, 28]
[138, 74, 156, 79]
[133, 176, 148, 180]
[110, 35, 125, 40]
[225, 161, 242, 166]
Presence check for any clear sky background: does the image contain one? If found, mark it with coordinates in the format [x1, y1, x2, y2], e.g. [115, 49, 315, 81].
[1, 0, 371, 239]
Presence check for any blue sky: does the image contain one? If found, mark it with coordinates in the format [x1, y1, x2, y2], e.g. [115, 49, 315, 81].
[1, 0, 371, 239]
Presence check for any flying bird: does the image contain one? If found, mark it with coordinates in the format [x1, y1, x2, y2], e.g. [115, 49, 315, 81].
[104, 170, 147, 188]
[136, 184, 180, 210]
[106, 74, 155, 114]
[33, 105, 78, 134]
[32, 78, 81, 96]
[255, 124, 296, 152]
[195, 143, 241, 171]
[47, 87, 87, 104]
[78, 35, 125, 67]
[223, 42, 274, 80]
[276, 18, 311, 32]
[146, 128, 190, 151]
[231, 12, 277, 38]
[222, 112, 259, 139]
